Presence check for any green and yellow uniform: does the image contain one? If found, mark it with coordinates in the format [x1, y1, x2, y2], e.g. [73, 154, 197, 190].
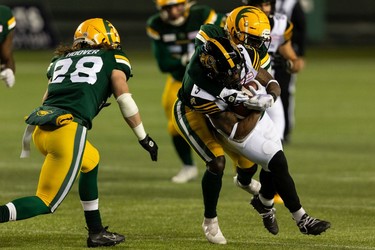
[0, 5, 16, 43]
[11, 48, 131, 218]
[146, 4, 219, 136]
[173, 44, 261, 170]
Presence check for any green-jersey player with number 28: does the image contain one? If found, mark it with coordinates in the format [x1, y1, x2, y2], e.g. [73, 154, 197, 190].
[0, 18, 158, 248]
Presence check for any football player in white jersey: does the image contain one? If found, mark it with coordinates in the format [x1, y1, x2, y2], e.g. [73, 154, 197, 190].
[243, 0, 305, 142]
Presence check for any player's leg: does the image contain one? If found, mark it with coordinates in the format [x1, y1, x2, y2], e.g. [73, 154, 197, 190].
[223, 147, 260, 195]
[162, 76, 197, 183]
[173, 100, 226, 244]
[80, 141, 124, 247]
[0, 122, 86, 222]
[267, 151, 330, 235]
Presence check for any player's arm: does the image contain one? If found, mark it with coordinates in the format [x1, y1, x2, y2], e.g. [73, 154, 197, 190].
[208, 110, 261, 141]
[0, 30, 15, 87]
[255, 67, 281, 99]
[111, 69, 158, 161]
[278, 40, 304, 73]
[278, 21, 304, 73]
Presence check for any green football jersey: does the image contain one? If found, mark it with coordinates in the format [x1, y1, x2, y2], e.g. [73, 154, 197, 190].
[0, 5, 16, 43]
[146, 4, 219, 82]
[44, 48, 132, 129]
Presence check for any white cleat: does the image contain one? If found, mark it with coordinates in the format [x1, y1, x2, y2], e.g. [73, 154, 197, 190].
[171, 165, 198, 183]
[233, 175, 261, 195]
[202, 217, 227, 244]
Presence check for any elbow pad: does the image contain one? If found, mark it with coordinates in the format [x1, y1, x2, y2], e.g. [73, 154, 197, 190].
[116, 93, 139, 118]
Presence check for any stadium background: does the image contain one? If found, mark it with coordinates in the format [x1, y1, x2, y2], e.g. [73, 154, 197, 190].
[2, 0, 375, 50]
[0, 1, 375, 249]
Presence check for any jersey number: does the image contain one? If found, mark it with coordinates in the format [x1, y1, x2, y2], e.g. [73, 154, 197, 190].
[50, 56, 104, 85]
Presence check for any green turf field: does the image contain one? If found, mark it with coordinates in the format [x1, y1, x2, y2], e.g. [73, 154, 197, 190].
[0, 47, 374, 249]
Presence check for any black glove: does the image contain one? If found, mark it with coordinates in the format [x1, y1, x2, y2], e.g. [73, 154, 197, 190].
[139, 134, 158, 161]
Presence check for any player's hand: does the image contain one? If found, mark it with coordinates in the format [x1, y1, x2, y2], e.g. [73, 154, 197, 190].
[219, 88, 249, 105]
[0, 68, 15, 88]
[181, 50, 194, 66]
[243, 94, 274, 111]
[139, 134, 158, 161]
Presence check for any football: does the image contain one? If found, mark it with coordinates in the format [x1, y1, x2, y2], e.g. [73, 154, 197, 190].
[241, 80, 259, 97]
[230, 80, 261, 119]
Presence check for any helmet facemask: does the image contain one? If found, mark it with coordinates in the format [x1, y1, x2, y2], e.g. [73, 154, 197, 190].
[225, 6, 271, 52]
[235, 31, 271, 51]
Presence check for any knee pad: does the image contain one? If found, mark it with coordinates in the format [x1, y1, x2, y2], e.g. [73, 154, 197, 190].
[206, 156, 226, 174]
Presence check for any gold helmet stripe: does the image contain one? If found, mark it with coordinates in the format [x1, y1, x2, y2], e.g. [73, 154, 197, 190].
[209, 38, 235, 68]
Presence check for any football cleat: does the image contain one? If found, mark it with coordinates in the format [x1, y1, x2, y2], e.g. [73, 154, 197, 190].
[87, 226, 125, 248]
[202, 217, 227, 244]
[233, 175, 261, 195]
[171, 165, 198, 183]
[297, 214, 331, 235]
[250, 195, 279, 235]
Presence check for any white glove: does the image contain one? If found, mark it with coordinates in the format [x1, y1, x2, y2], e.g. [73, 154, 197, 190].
[0, 68, 15, 88]
[243, 94, 274, 111]
[219, 87, 249, 105]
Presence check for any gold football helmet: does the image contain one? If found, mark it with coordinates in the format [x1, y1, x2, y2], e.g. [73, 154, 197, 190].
[155, 0, 187, 9]
[73, 18, 120, 49]
[225, 6, 271, 50]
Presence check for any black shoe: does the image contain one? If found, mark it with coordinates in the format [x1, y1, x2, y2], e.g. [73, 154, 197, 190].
[297, 214, 331, 235]
[250, 195, 279, 235]
[87, 226, 125, 248]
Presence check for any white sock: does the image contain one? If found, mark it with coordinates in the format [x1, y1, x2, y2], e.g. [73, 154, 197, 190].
[292, 207, 306, 222]
[259, 194, 274, 207]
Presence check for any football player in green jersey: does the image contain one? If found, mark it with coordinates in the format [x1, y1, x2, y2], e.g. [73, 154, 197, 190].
[173, 36, 280, 244]
[0, 18, 158, 248]
[146, 0, 221, 183]
[0, 5, 16, 88]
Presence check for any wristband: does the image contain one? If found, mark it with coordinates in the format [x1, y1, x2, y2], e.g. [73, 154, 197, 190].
[132, 122, 147, 140]
[265, 79, 279, 89]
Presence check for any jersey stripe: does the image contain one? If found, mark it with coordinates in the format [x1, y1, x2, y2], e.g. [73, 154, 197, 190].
[146, 26, 160, 40]
[115, 55, 131, 69]
[204, 10, 218, 24]
[8, 16, 16, 30]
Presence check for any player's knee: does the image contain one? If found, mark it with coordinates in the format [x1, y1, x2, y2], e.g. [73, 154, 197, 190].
[206, 156, 225, 174]
[268, 150, 288, 174]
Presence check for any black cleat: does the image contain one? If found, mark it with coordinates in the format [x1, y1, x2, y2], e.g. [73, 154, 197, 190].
[250, 195, 279, 235]
[297, 214, 331, 235]
[87, 226, 125, 248]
